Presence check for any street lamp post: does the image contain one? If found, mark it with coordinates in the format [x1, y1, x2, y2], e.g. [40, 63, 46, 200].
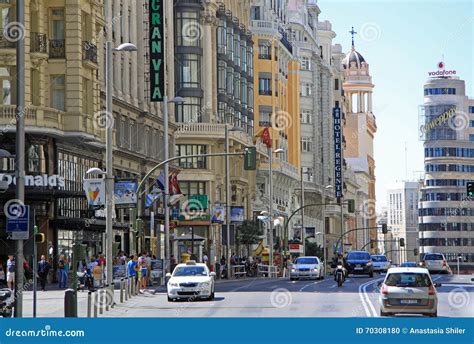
[105, 42, 136, 286]
[268, 148, 284, 276]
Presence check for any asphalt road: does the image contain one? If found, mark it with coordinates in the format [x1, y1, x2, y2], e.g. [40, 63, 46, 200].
[100, 273, 474, 318]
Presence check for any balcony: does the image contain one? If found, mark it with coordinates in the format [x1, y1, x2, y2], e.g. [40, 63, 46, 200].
[0, 104, 65, 132]
[0, 28, 15, 49]
[259, 89, 272, 96]
[30, 32, 47, 54]
[258, 53, 271, 60]
[83, 41, 98, 65]
[49, 39, 65, 59]
[250, 20, 279, 36]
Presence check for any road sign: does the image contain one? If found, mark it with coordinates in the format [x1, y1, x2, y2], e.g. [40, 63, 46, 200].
[6, 204, 30, 240]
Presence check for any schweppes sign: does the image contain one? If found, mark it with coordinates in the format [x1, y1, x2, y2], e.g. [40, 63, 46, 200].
[149, 0, 164, 102]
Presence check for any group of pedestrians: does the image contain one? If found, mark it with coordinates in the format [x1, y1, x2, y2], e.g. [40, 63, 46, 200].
[126, 252, 153, 293]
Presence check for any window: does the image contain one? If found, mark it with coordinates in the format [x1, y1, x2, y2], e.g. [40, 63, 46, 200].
[470, 134, 474, 142]
[302, 167, 313, 182]
[424, 88, 456, 96]
[300, 57, 311, 70]
[301, 111, 312, 124]
[469, 106, 474, 113]
[51, 75, 65, 111]
[177, 54, 201, 88]
[175, 97, 201, 123]
[50, 9, 65, 40]
[250, 6, 261, 20]
[301, 83, 312, 97]
[259, 106, 272, 127]
[176, 145, 207, 169]
[258, 41, 271, 60]
[258, 74, 272, 95]
[217, 19, 227, 54]
[0, 67, 12, 105]
[218, 61, 227, 94]
[301, 137, 312, 152]
[470, 120, 474, 127]
[335, 79, 339, 90]
[175, 11, 201, 47]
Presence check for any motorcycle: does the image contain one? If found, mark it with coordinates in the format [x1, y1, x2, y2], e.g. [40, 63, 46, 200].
[0, 288, 14, 318]
[335, 265, 345, 287]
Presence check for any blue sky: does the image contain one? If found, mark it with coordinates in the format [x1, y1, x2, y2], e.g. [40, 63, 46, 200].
[318, 0, 473, 210]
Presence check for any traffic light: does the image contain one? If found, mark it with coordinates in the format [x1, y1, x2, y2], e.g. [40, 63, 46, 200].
[347, 199, 355, 213]
[399, 238, 405, 247]
[414, 248, 419, 256]
[381, 223, 388, 234]
[244, 146, 257, 171]
[35, 233, 45, 244]
[467, 181, 474, 197]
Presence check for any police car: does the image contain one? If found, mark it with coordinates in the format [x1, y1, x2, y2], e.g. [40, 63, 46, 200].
[166, 261, 215, 302]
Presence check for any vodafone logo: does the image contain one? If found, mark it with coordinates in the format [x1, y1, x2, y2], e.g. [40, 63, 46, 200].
[429, 62, 456, 77]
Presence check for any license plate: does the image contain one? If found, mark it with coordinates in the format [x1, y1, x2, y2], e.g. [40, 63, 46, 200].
[355, 266, 363, 270]
[400, 299, 418, 304]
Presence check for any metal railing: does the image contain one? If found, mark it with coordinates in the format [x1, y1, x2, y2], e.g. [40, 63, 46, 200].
[257, 264, 279, 278]
[31, 32, 47, 53]
[83, 41, 97, 64]
[0, 28, 15, 48]
[49, 39, 65, 58]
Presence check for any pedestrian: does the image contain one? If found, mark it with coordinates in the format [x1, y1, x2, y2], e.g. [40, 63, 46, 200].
[37, 255, 50, 291]
[170, 255, 176, 272]
[127, 255, 138, 286]
[202, 254, 209, 266]
[58, 255, 68, 289]
[138, 253, 148, 291]
[6, 255, 15, 290]
[145, 252, 152, 286]
[0, 262, 5, 283]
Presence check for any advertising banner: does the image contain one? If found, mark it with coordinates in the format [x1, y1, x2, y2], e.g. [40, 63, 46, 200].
[333, 107, 343, 199]
[230, 206, 245, 223]
[114, 180, 138, 208]
[211, 206, 225, 223]
[149, 0, 165, 101]
[83, 179, 106, 208]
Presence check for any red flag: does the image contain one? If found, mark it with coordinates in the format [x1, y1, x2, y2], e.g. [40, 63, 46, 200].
[169, 171, 182, 196]
[262, 128, 272, 148]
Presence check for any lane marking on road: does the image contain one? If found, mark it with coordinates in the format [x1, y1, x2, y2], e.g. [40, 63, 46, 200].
[358, 278, 383, 317]
[299, 279, 326, 292]
[438, 283, 474, 288]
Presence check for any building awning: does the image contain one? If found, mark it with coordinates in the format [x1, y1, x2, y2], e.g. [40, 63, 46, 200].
[52, 218, 130, 231]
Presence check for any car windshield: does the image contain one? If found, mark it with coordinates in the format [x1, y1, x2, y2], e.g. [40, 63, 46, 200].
[347, 252, 371, 260]
[173, 266, 207, 277]
[371, 256, 388, 262]
[425, 254, 443, 260]
[385, 272, 432, 287]
[294, 258, 318, 265]
[401, 262, 417, 267]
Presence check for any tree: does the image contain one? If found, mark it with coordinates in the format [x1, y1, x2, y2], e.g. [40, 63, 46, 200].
[236, 220, 264, 256]
[305, 239, 323, 259]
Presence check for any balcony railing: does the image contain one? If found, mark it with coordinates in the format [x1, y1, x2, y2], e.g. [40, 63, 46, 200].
[258, 53, 271, 60]
[83, 41, 97, 64]
[0, 28, 15, 49]
[259, 89, 272, 96]
[30, 32, 47, 53]
[49, 39, 65, 58]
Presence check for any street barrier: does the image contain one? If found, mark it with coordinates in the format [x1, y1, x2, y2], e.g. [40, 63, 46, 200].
[87, 291, 92, 318]
[120, 279, 124, 303]
[99, 287, 104, 315]
[105, 284, 110, 312]
[257, 264, 279, 278]
[93, 290, 98, 318]
[232, 265, 246, 278]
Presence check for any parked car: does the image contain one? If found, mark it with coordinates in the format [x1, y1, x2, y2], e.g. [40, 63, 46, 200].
[371, 255, 390, 273]
[379, 267, 440, 317]
[421, 253, 451, 274]
[290, 256, 325, 281]
[345, 251, 373, 277]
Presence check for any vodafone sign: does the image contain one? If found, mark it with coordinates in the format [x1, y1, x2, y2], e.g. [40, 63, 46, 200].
[428, 62, 456, 77]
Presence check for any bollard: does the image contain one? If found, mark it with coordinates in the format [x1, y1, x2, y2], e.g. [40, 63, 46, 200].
[120, 279, 124, 303]
[64, 289, 77, 318]
[110, 283, 115, 309]
[105, 284, 110, 312]
[93, 290, 98, 318]
[130, 277, 134, 296]
[125, 277, 129, 301]
[135, 279, 139, 295]
[87, 291, 92, 318]
[99, 287, 104, 315]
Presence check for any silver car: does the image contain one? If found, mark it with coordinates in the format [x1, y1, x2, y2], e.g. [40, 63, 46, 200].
[421, 253, 451, 274]
[371, 255, 390, 273]
[290, 256, 324, 281]
[379, 267, 440, 317]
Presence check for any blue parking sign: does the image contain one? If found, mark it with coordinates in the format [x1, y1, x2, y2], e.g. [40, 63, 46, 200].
[6, 204, 29, 240]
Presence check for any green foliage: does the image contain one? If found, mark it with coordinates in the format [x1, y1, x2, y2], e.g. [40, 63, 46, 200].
[304, 239, 323, 259]
[236, 220, 263, 246]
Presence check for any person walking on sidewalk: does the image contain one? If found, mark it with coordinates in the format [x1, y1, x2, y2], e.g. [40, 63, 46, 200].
[38, 255, 50, 291]
[137, 253, 148, 292]
[6, 255, 15, 290]
[58, 255, 68, 289]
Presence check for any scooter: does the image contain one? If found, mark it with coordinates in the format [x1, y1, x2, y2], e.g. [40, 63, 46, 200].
[0, 288, 14, 318]
[335, 265, 345, 287]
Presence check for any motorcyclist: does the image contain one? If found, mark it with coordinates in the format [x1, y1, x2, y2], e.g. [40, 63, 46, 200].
[333, 254, 347, 281]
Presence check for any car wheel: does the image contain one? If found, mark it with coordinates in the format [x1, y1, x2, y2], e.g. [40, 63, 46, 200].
[167, 296, 174, 302]
[369, 272, 374, 278]
[430, 311, 437, 317]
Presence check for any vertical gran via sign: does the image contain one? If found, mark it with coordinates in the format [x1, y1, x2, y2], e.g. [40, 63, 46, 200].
[149, 0, 164, 102]
[333, 107, 343, 199]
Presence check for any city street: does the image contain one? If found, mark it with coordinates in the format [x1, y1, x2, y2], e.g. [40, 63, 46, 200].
[94, 274, 474, 318]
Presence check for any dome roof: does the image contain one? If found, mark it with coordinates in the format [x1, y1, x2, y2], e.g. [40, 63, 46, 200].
[342, 48, 366, 69]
